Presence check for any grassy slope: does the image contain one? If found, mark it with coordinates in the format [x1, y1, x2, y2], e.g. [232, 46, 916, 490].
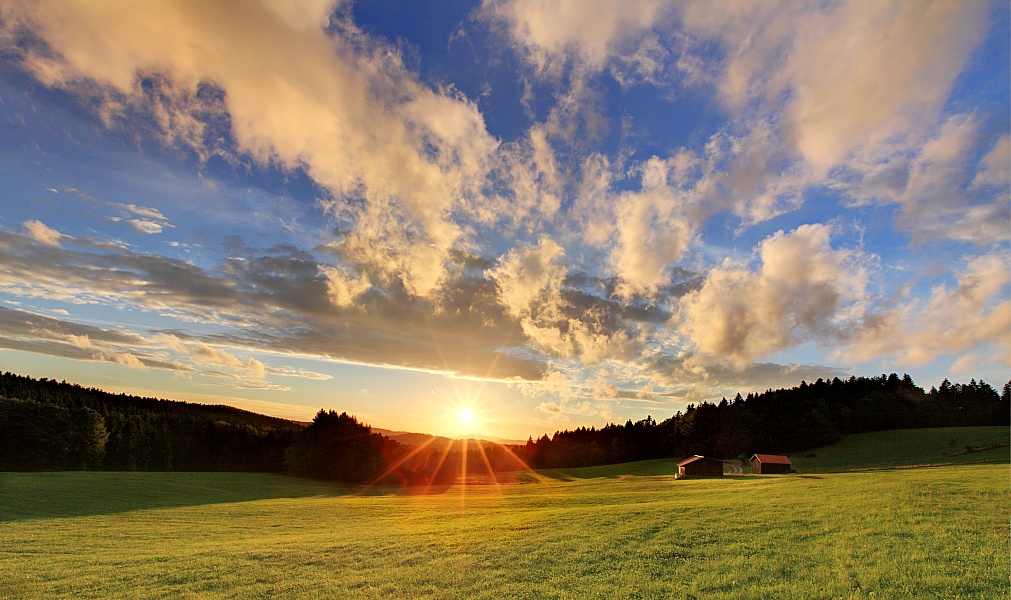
[788, 426, 1010, 473]
[2, 464, 1008, 599]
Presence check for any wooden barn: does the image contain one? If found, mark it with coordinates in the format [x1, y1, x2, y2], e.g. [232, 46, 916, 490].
[675, 455, 724, 479]
[750, 453, 792, 474]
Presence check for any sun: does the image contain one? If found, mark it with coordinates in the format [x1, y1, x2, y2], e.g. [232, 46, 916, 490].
[456, 406, 478, 430]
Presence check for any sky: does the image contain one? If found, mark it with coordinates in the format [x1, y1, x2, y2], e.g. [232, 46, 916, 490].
[0, 0, 1008, 441]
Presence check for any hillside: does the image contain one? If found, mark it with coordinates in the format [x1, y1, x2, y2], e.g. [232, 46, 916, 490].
[787, 426, 1010, 473]
[371, 428, 456, 450]
[0, 372, 304, 431]
[0, 372, 303, 472]
[372, 428, 527, 448]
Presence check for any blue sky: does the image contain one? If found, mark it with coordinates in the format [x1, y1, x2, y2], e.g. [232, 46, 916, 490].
[0, 0, 1008, 440]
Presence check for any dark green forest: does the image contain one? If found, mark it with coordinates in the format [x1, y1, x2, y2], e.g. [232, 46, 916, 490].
[517, 374, 1010, 469]
[1, 371, 1007, 483]
[0, 373, 299, 472]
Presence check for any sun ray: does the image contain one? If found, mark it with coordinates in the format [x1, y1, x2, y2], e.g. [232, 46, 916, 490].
[473, 440, 502, 495]
[421, 439, 457, 496]
[488, 441, 551, 483]
[358, 435, 440, 493]
[459, 438, 468, 506]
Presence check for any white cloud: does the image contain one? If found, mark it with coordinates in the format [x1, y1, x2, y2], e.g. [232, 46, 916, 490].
[971, 134, 1011, 190]
[610, 155, 696, 298]
[682, 0, 991, 171]
[22, 220, 62, 246]
[490, 237, 567, 322]
[4, 0, 499, 298]
[193, 343, 266, 379]
[100, 350, 146, 370]
[489, 240, 631, 364]
[120, 203, 168, 221]
[536, 401, 562, 414]
[848, 253, 1011, 367]
[677, 224, 870, 365]
[835, 114, 1011, 244]
[266, 366, 333, 381]
[481, 0, 669, 75]
[318, 264, 370, 309]
[129, 220, 166, 234]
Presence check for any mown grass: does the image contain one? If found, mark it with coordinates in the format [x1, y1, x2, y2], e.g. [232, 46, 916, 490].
[788, 426, 1010, 473]
[2, 463, 1007, 599]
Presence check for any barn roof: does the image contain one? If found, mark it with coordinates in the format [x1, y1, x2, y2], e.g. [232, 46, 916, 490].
[751, 453, 791, 464]
[676, 455, 715, 466]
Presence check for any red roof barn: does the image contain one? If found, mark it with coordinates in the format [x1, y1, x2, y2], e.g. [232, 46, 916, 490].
[675, 455, 724, 479]
[750, 454, 792, 474]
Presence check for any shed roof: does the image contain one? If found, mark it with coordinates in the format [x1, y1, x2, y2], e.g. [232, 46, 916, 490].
[676, 454, 713, 466]
[751, 453, 791, 465]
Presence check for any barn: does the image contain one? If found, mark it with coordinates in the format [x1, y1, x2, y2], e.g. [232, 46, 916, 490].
[750, 453, 792, 474]
[675, 455, 724, 479]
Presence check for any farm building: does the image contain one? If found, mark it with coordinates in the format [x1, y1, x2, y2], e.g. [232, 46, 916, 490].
[675, 455, 724, 479]
[750, 454, 792, 474]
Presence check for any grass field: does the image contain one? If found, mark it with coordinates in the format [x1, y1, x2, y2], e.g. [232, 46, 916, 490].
[2, 459, 1008, 598]
[788, 426, 1010, 473]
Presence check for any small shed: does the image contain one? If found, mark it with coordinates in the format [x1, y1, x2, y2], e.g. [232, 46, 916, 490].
[675, 455, 724, 479]
[750, 453, 792, 474]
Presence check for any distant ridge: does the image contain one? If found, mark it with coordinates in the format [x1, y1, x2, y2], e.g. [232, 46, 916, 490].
[459, 434, 527, 446]
[372, 428, 526, 449]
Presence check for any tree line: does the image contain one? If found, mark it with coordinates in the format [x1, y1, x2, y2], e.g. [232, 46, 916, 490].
[0, 372, 298, 472]
[514, 374, 1010, 469]
[1, 371, 1007, 483]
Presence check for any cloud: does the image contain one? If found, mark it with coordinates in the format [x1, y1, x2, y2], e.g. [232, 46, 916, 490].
[682, 0, 991, 171]
[107, 202, 173, 234]
[1, 0, 1005, 419]
[266, 366, 333, 381]
[22, 220, 62, 246]
[129, 220, 166, 235]
[118, 203, 168, 221]
[645, 352, 852, 402]
[971, 134, 1011, 190]
[610, 155, 696, 298]
[0, 227, 548, 381]
[193, 342, 266, 379]
[677, 224, 870, 365]
[3, 0, 499, 297]
[835, 114, 1011, 244]
[481, 0, 669, 75]
[0, 228, 238, 317]
[489, 237, 574, 357]
[0, 305, 156, 371]
[488, 238, 636, 363]
[318, 264, 370, 309]
[896, 114, 1009, 244]
[536, 401, 562, 414]
[848, 253, 1011, 367]
[491, 237, 567, 320]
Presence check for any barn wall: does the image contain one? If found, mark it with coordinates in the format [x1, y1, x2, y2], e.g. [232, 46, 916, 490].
[762, 462, 791, 474]
[680, 458, 723, 478]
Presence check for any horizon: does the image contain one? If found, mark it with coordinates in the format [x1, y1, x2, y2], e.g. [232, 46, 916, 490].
[1, 1, 1008, 441]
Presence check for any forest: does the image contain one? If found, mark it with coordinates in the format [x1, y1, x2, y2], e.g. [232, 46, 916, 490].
[516, 374, 1010, 469]
[1, 371, 1008, 483]
[0, 373, 299, 472]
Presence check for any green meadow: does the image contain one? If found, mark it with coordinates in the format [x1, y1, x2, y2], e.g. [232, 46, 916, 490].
[2, 429, 1008, 599]
[787, 426, 1009, 473]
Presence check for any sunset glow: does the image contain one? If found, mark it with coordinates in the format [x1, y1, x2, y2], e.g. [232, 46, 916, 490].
[0, 1, 1007, 440]
[457, 407, 478, 431]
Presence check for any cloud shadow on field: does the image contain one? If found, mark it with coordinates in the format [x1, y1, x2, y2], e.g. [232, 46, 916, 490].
[0, 472, 359, 522]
